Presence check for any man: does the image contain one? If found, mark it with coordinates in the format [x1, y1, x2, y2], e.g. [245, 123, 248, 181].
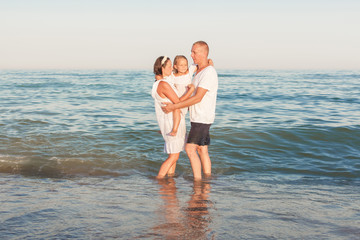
[162, 41, 218, 180]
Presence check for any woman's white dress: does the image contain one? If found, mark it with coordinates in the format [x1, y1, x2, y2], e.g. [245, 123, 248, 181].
[151, 77, 186, 154]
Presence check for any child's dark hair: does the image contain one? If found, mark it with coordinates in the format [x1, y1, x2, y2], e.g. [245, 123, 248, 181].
[173, 55, 188, 74]
[153, 56, 169, 76]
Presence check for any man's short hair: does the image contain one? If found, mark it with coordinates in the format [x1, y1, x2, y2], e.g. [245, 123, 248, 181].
[193, 41, 209, 55]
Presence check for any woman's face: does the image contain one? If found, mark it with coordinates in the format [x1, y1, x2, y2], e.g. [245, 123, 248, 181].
[162, 60, 173, 77]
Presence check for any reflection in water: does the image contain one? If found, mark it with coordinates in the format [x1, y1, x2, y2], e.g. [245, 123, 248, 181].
[184, 180, 213, 239]
[152, 178, 185, 239]
[151, 179, 214, 239]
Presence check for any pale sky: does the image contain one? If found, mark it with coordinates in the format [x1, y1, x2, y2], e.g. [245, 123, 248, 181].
[1, 0, 359, 70]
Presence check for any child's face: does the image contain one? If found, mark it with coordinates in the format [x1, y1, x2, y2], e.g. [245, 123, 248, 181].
[174, 58, 188, 74]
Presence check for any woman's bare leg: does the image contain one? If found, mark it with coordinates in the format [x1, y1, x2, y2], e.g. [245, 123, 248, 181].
[167, 162, 177, 177]
[157, 153, 180, 179]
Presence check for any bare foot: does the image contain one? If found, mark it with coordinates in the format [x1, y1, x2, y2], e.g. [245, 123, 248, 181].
[167, 173, 176, 178]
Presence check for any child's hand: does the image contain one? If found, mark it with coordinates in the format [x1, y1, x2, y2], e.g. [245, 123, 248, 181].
[208, 59, 214, 66]
[155, 75, 162, 80]
[187, 84, 195, 91]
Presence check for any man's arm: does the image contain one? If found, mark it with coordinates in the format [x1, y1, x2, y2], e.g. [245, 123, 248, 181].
[162, 87, 208, 113]
[179, 84, 195, 102]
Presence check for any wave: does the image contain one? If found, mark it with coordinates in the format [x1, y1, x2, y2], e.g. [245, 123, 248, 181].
[300, 73, 360, 80]
[0, 154, 158, 178]
[1, 125, 359, 179]
[211, 125, 360, 178]
[218, 73, 269, 78]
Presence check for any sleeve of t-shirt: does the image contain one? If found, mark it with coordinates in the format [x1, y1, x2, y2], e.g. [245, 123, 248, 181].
[189, 64, 197, 77]
[198, 67, 218, 91]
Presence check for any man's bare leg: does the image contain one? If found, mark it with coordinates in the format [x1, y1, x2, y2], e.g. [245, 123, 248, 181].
[186, 143, 202, 180]
[197, 145, 211, 177]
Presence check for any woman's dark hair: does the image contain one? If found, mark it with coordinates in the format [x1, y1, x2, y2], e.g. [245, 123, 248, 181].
[153, 56, 169, 76]
[173, 55, 188, 74]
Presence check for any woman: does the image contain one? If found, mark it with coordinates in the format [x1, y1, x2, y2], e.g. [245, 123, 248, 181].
[152, 56, 194, 178]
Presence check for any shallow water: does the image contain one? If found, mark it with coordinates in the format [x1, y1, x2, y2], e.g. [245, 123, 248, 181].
[1, 175, 359, 239]
[0, 69, 359, 239]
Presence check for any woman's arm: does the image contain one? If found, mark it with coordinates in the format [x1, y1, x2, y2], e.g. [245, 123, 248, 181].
[157, 81, 180, 104]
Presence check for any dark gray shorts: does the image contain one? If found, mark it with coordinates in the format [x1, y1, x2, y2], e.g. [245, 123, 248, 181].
[187, 122, 211, 146]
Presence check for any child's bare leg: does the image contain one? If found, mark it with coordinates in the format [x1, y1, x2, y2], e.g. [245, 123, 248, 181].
[169, 109, 181, 136]
[157, 153, 180, 179]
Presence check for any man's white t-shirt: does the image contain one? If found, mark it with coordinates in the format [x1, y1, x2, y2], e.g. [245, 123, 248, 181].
[190, 66, 218, 124]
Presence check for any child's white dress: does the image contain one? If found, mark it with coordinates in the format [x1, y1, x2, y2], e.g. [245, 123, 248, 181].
[151, 77, 186, 154]
[173, 64, 197, 97]
[173, 64, 197, 115]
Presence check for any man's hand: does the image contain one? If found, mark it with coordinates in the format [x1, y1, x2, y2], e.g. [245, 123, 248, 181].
[208, 59, 214, 66]
[161, 102, 174, 114]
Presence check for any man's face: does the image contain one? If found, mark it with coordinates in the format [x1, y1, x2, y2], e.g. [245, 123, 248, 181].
[191, 44, 204, 65]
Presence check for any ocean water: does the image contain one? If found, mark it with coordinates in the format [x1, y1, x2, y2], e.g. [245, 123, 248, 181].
[0, 69, 359, 239]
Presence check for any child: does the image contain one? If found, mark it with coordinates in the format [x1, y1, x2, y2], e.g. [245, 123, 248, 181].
[172, 55, 214, 115]
[173, 55, 197, 98]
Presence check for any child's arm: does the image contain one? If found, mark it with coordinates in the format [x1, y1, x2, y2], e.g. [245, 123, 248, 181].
[188, 64, 197, 76]
[179, 84, 195, 101]
[162, 87, 207, 113]
[194, 59, 214, 70]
